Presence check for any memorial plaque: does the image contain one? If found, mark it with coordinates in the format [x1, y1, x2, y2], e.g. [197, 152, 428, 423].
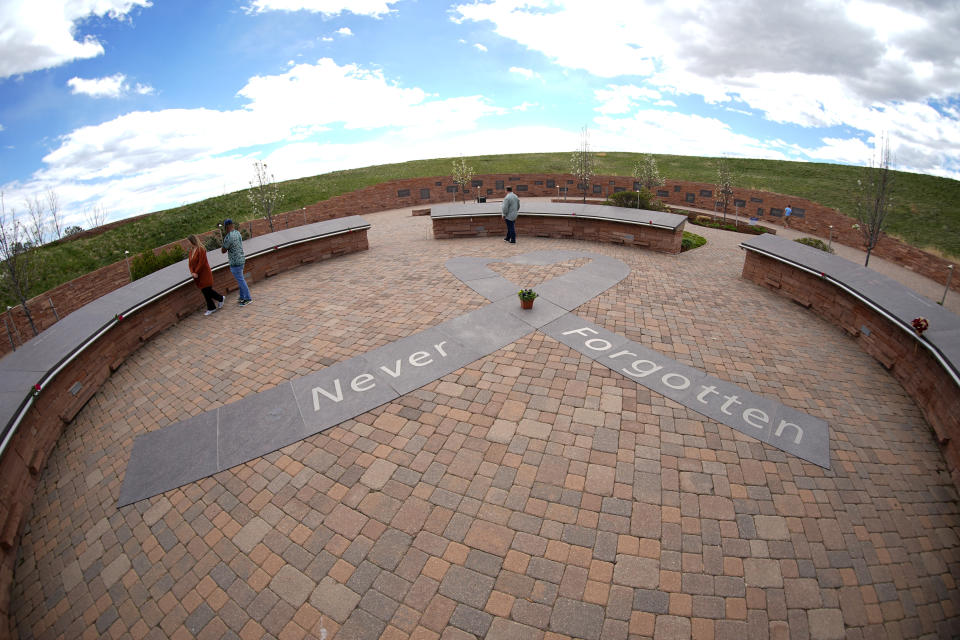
[657, 190, 669, 198]
[614, 187, 625, 193]
[446, 186, 457, 193]
[546, 179, 556, 188]
[750, 196, 763, 203]
[674, 185, 682, 192]
[734, 199, 746, 208]
[471, 179, 483, 187]
[593, 184, 602, 194]
[397, 189, 411, 198]
[516, 184, 528, 191]
[756, 208, 764, 216]
[496, 180, 504, 190]
[420, 188, 430, 199]
[700, 189, 713, 198]
[792, 208, 806, 218]
[686, 193, 696, 203]
[770, 208, 783, 217]
[435, 181, 443, 186]
[535, 180, 544, 185]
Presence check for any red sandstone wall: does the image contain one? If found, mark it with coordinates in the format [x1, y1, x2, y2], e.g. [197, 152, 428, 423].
[0, 230, 368, 638]
[2, 173, 955, 357]
[742, 250, 960, 485]
[432, 214, 683, 254]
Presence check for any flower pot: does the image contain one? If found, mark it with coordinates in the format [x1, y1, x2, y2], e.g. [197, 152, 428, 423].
[520, 298, 534, 310]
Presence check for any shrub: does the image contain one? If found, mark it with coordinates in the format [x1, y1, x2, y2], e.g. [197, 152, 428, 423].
[605, 188, 666, 211]
[681, 231, 707, 252]
[130, 245, 187, 280]
[794, 237, 834, 253]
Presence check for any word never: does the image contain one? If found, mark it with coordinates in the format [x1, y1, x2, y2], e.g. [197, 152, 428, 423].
[311, 341, 450, 410]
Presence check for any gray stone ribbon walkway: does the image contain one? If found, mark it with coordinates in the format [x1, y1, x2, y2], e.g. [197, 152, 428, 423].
[118, 250, 828, 506]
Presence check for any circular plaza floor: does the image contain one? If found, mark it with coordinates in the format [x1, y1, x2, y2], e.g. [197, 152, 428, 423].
[11, 205, 960, 639]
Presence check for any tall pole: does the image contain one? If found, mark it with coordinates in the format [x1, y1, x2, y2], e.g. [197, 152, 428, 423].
[124, 250, 132, 281]
[942, 265, 955, 306]
[828, 225, 833, 250]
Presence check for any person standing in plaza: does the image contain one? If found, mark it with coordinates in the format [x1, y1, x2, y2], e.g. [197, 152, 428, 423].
[784, 203, 792, 228]
[187, 234, 224, 315]
[220, 219, 252, 305]
[502, 186, 520, 244]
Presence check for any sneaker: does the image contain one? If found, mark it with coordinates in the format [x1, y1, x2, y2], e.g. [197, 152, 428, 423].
[504, 238, 510, 243]
[204, 309, 217, 316]
[239, 299, 252, 306]
[217, 299, 224, 309]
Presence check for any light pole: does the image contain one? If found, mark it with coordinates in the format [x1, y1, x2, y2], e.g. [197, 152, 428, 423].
[828, 225, 833, 251]
[942, 265, 954, 306]
[124, 250, 131, 281]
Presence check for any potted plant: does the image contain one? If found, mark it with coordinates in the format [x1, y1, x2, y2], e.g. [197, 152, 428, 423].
[518, 289, 538, 310]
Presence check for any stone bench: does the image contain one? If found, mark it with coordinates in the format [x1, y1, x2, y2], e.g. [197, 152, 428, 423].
[431, 202, 687, 254]
[0, 216, 370, 623]
[740, 234, 960, 483]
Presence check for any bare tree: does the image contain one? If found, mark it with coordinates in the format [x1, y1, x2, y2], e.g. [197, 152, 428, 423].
[24, 194, 46, 246]
[46, 189, 63, 240]
[714, 157, 735, 224]
[451, 157, 474, 203]
[570, 126, 596, 203]
[247, 160, 283, 232]
[84, 202, 108, 230]
[0, 193, 40, 336]
[854, 135, 895, 267]
[632, 154, 665, 208]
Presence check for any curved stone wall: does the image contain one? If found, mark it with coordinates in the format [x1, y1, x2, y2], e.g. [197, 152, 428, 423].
[0, 219, 370, 637]
[740, 234, 960, 485]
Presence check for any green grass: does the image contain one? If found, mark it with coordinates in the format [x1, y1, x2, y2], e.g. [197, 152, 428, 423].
[10, 152, 960, 305]
[681, 231, 707, 252]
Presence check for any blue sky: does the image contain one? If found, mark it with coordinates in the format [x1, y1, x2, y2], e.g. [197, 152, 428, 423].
[1, 0, 958, 227]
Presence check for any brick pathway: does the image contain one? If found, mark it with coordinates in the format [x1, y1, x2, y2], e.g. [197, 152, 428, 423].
[11, 206, 960, 639]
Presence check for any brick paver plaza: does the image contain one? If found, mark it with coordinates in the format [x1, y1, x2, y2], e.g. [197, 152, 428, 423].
[11, 205, 960, 639]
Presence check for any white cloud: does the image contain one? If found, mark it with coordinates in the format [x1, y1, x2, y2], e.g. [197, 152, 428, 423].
[474, 43, 487, 52]
[0, 124, 4, 132]
[67, 74, 155, 98]
[0, 0, 152, 78]
[594, 84, 663, 114]
[244, 0, 397, 16]
[3, 58, 506, 222]
[321, 36, 334, 42]
[508, 66, 540, 80]
[452, 0, 960, 179]
[67, 74, 126, 98]
[336, 27, 353, 36]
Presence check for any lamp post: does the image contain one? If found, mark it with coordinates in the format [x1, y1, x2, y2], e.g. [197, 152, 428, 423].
[124, 250, 131, 281]
[828, 225, 833, 251]
[942, 265, 955, 306]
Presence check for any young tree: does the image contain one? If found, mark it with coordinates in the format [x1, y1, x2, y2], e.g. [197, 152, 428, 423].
[63, 225, 84, 237]
[714, 157, 735, 224]
[570, 126, 595, 203]
[46, 189, 63, 240]
[451, 157, 474, 203]
[24, 194, 47, 246]
[85, 202, 108, 230]
[248, 160, 283, 232]
[632, 154, 665, 208]
[0, 193, 40, 336]
[854, 135, 895, 267]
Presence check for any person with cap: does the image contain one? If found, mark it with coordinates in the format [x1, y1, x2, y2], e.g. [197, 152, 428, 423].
[220, 219, 252, 305]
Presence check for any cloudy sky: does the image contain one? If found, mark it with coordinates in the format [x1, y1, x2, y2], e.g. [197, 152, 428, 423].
[0, 0, 958, 226]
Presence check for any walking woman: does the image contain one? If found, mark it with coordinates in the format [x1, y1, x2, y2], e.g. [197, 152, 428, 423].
[187, 234, 224, 316]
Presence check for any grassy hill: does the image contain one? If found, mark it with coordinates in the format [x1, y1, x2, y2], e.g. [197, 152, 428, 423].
[12, 152, 960, 305]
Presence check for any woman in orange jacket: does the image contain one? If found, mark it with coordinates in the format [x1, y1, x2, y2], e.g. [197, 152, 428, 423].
[187, 235, 224, 316]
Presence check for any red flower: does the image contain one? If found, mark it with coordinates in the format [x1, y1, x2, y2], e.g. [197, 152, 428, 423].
[32, 383, 41, 396]
[911, 317, 929, 334]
